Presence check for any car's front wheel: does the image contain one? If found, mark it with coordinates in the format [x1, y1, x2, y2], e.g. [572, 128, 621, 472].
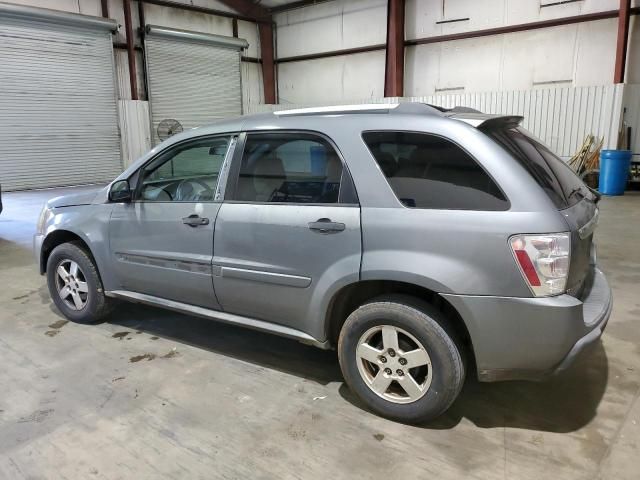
[338, 296, 465, 423]
[46, 242, 113, 324]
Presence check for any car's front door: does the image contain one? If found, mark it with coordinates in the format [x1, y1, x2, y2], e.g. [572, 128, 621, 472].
[212, 132, 361, 339]
[109, 135, 236, 309]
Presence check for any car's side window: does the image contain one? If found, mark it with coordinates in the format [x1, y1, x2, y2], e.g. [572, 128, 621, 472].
[232, 133, 345, 204]
[362, 131, 509, 211]
[137, 136, 231, 202]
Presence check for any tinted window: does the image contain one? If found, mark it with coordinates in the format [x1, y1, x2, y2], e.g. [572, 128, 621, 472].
[362, 131, 509, 210]
[486, 128, 589, 209]
[138, 136, 230, 202]
[234, 133, 344, 204]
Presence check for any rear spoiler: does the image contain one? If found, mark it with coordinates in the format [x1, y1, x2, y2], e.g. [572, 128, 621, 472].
[447, 113, 524, 130]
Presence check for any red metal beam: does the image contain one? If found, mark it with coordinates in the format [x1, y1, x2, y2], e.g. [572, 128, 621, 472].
[405, 9, 624, 47]
[384, 0, 405, 97]
[138, 1, 146, 34]
[276, 44, 386, 63]
[123, 0, 138, 100]
[215, 0, 271, 22]
[259, 23, 277, 103]
[137, 1, 149, 101]
[241, 56, 261, 64]
[232, 18, 238, 38]
[216, 1, 276, 103]
[614, 0, 631, 83]
[141, 0, 270, 24]
[276, 8, 640, 64]
[269, 0, 335, 14]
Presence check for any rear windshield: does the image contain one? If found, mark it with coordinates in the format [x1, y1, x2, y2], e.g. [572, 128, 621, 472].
[485, 128, 589, 209]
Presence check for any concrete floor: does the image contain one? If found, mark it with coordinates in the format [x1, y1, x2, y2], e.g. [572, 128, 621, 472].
[0, 187, 638, 480]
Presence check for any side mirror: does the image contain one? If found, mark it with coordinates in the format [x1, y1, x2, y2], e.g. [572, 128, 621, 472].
[109, 179, 132, 203]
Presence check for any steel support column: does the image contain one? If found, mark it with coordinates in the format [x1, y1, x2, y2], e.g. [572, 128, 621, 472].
[100, 0, 109, 18]
[614, 0, 631, 84]
[258, 23, 277, 103]
[217, 0, 276, 103]
[384, 0, 405, 97]
[123, 0, 138, 100]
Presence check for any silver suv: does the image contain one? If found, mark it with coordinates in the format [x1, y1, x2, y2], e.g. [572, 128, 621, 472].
[34, 103, 612, 423]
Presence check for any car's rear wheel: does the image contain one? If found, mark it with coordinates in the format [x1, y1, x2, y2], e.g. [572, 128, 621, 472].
[338, 295, 465, 423]
[46, 242, 113, 324]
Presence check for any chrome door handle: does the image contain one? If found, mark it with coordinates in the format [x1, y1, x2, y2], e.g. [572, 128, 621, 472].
[308, 218, 345, 234]
[182, 214, 209, 227]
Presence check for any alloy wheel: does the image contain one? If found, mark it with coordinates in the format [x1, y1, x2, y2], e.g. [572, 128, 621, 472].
[356, 325, 432, 404]
[54, 259, 89, 310]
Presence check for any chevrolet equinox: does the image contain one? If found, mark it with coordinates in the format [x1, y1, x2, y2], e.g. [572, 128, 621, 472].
[35, 103, 612, 423]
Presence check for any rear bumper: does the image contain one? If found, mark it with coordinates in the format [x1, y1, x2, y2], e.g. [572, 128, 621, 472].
[442, 267, 612, 382]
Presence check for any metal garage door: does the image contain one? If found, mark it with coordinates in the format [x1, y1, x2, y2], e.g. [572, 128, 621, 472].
[145, 25, 248, 145]
[0, 4, 121, 191]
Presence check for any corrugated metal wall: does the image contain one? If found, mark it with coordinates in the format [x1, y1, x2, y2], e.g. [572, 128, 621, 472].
[247, 84, 627, 158]
[0, 16, 121, 191]
[145, 31, 243, 146]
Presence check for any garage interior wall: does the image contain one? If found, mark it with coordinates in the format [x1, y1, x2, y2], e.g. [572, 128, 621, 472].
[3, 0, 265, 172]
[0, 5, 121, 191]
[275, 0, 640, 104]
[2, 0, 638, 178]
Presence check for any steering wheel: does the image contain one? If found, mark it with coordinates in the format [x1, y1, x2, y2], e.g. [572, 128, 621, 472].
[174, 179, 212, 201]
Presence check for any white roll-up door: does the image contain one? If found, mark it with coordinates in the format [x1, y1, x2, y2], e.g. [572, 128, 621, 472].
[145, 26, 248, 145]
[0, 4, 121, 191]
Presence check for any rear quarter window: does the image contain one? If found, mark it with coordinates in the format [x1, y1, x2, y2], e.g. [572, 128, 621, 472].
[485, 128, 589, 209]
[362, 131, 509, 211]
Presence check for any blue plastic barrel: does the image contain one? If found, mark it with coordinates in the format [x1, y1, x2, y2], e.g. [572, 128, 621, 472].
[599, 150, 632, 195]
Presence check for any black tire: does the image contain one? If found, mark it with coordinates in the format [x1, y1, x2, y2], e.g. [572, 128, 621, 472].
[46, 241, 114, 324]
[338, 295, 465, 424]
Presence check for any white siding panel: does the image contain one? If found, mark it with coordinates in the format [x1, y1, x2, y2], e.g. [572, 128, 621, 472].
[277, 51, 385, 105]
[247, 85, 626, 159]
[241, 61, 264, 112]
[118, 100, 151, 168]
[274, 0, 386, 58]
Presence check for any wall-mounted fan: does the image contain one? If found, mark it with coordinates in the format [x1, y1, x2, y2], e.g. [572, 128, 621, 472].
[157, 119, 183, 141]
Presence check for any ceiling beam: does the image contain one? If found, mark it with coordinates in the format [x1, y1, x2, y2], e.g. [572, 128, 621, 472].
[269, 0, 336, 14]
[141, 0, 270, 24]
[215, 0, 271, 22]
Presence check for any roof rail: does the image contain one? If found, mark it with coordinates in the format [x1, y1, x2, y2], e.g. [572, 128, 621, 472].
[273, 104, 400, 116]
[392, 103, 446, 115]
[270, 102, 479, 118]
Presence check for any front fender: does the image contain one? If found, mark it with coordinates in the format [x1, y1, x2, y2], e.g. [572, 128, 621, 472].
[40, 204, 116, 289]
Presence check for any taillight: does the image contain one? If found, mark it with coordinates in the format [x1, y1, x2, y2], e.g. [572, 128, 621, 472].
[510, 233, 570, 297]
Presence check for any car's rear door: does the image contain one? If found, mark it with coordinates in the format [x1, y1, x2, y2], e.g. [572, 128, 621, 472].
[211, 131, 361, 340]
[109, 135, 236, 309]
